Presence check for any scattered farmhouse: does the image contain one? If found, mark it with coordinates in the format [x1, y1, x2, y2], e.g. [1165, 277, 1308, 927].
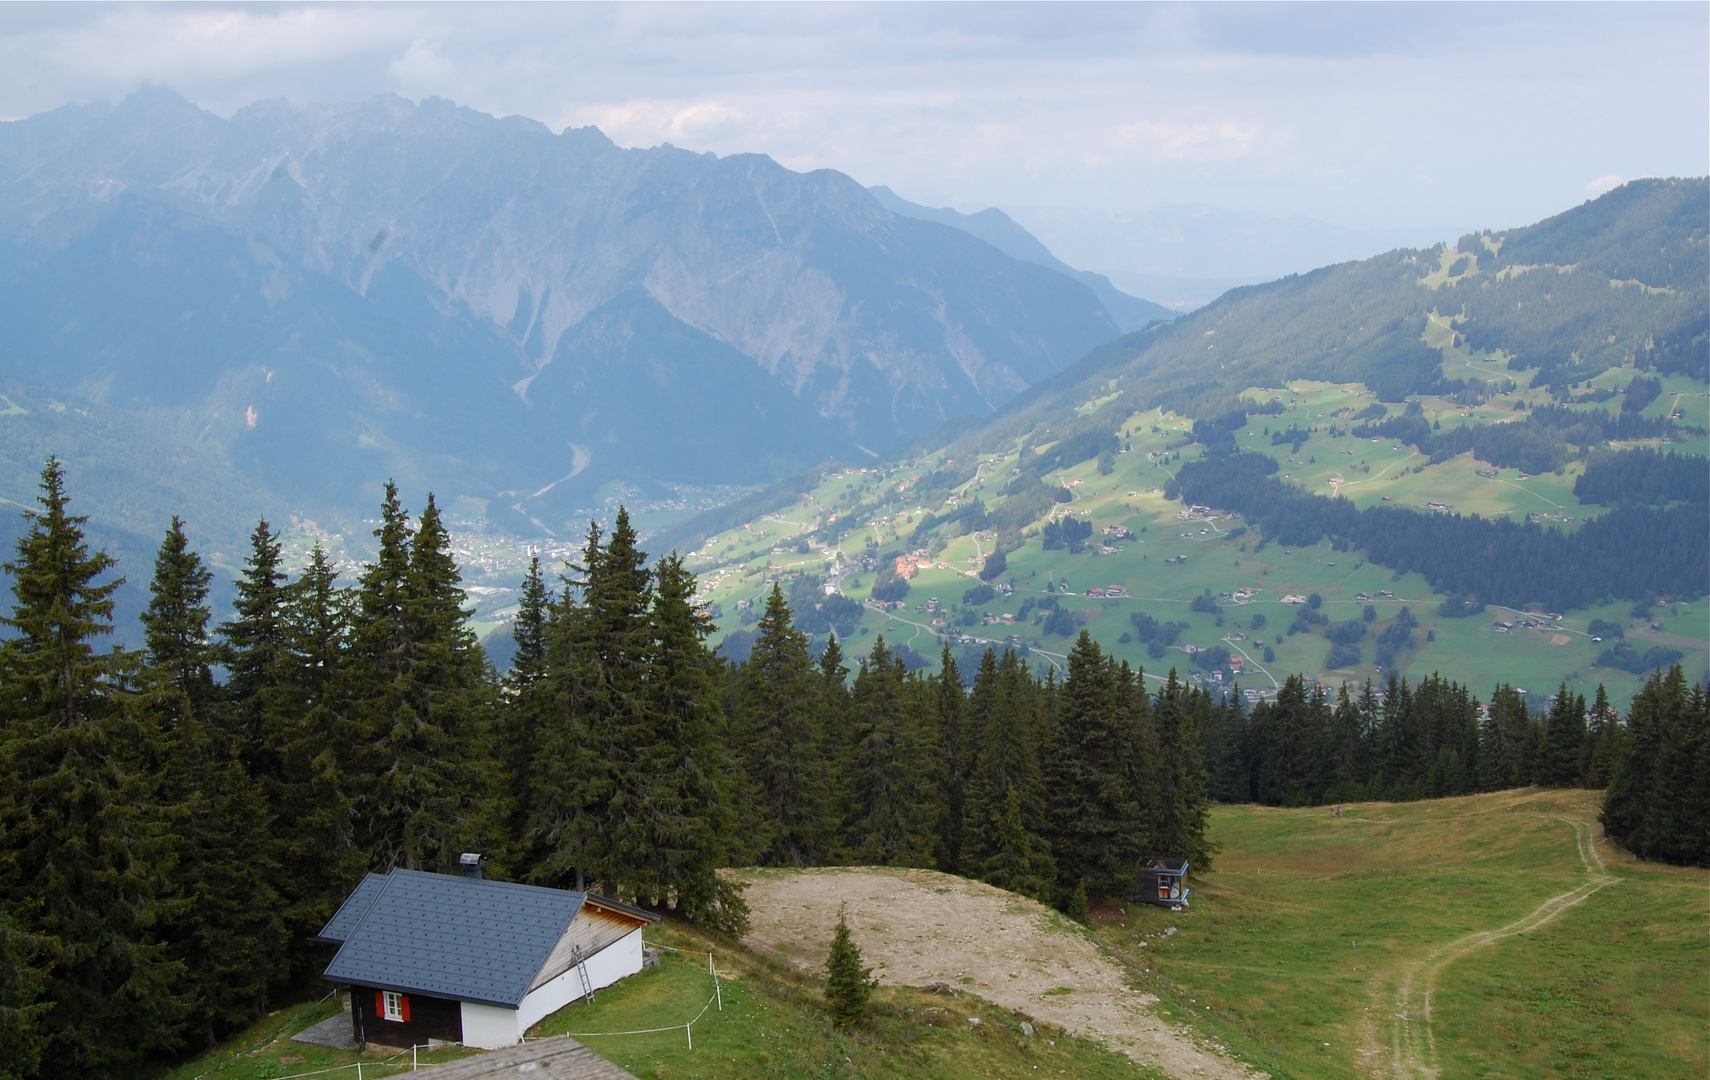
[316, 858, 658, 1050]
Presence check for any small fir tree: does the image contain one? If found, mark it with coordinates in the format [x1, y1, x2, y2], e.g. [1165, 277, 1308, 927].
[823, 904, 876, 1027]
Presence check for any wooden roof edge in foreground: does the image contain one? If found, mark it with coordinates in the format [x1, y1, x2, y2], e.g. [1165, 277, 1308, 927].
[417, 1035, 638, 1079]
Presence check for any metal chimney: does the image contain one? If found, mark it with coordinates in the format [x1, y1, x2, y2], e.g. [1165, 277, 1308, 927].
[459, 852, 483, 880]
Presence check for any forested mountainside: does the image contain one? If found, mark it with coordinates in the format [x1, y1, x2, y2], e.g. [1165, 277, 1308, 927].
[0, 88, 1122, 548]
[663, 179, 1707, 720]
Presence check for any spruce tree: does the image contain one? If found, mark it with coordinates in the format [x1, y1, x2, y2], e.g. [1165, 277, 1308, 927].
[527, 511, 656, 894]
[499, 555, 552, 856]
[1043, 632, 1143, 904]
[1540, 684, 1587, 787]
[978, 783, 1055, 901]
[1153, 670, 1213, 867]
[1601, 670, 1667, 853]
[1580, 684, 1622, 789]
[141, 517, 217, 729]
[933, 645, 968, 873]
[349, 488, 497, 872]
[145, 521, 286, 1046]
[962, 649, 1052, 897]
[1479, 684, 1527, 790]
[271, 544, 364, 979]
[0, 459, 188, 1075]
[732, 584, 833, 865]
[627, 553, 747, 931]
[823, 903, 875, 1027]
[0, 913, 52, 1080]
[845, 639, 939, 866]
[220, 519, 291, 776]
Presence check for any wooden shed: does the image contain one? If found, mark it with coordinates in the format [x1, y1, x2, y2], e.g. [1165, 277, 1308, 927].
[1135, 858, 1190, 910]
[316, 862, 658, 1050]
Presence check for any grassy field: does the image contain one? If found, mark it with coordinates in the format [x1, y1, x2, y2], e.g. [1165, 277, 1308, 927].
[527, 920, 1159, 1080]
[1094, 788, 1708, 1080]
[154, 916, 1155, 1080]
[153, 996, 477, 1080]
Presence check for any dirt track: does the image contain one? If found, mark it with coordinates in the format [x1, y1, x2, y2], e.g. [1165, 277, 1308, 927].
[733, 866, 1263, 1080]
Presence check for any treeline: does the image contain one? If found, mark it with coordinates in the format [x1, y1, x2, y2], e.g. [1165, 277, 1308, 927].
[1353, 403, 1675, 476]
[1199, 673, 1625, 806]
[1, 464, 505, 1077]
[1171, 452, 1709, 613]
[1574, 446, 1709, 507]
[0, 460, 1213, 1079]
[1600, 667, 1709, 867]
[728, 586, 1213, 914]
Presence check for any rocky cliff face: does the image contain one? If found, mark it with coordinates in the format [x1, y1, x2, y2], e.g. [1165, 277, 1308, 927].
[0, 88, 1118, 531]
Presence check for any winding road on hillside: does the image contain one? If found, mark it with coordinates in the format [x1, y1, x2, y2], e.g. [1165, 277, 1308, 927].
[1360, 816, 1614, 1079]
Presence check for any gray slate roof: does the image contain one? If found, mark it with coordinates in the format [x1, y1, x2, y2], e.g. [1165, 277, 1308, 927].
[315, 873, 389, 945]
[321, 870, 590, 1007]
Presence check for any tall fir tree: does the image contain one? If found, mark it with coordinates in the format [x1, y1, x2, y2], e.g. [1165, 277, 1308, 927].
[220, 520, 292, 777]
[732, 585, 834, 865]
[1580, 684, 1622, 789]
[145, 521, 286, 1047]
[0, 459, 189, 1076]
[272, 543, 364, 981]
[1152, 670, 1213, 868]
[932, 645, 968, 873]
[499, 555, 552, 860]
[845, 639, 939, 866]
[527, 511, 654, 894]
[962, 649, 1053, 900]
[1043, 632, 1144, 905]
[349, 487, 497, 872]
[1539, 684, 1587, 787]
[632, 553, 747, 931]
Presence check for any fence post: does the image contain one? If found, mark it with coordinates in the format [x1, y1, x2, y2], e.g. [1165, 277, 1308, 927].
[686, 1021, 692, 1049]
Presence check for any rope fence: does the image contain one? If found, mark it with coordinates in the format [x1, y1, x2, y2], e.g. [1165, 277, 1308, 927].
[541, 944, 724, 1049]
[218, 944, 723, 1079]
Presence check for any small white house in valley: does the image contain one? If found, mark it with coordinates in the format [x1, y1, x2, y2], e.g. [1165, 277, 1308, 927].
[316, 860, 658, 1050]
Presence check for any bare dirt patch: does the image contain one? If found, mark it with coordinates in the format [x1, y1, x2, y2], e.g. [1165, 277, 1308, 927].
[733, 866, 1263, 1080]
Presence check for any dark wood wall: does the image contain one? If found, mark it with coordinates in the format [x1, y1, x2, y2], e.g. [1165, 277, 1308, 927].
[351, 987, 463, 1048]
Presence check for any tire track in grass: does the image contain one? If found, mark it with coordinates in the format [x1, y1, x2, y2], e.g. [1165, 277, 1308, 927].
[1361, 817, 1613, 1078]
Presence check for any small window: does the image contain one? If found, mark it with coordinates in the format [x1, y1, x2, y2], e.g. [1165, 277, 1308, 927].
[383, 991, 404, 1022]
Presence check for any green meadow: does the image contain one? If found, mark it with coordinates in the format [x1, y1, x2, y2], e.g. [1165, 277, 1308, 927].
[1095, 788, 1709, 1080]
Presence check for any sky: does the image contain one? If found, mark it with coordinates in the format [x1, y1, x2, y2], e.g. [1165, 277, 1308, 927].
[0, 2, 1703, 271]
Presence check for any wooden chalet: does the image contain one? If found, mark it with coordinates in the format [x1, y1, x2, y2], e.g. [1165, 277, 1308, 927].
[316, 858, 659, 1050]
[1136, 858, 1190, 910]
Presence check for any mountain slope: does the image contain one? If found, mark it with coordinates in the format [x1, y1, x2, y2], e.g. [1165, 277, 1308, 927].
[667, 179, 1706, 696]
[0, 88, 1121, 539]
[868, 184, 1176, 330]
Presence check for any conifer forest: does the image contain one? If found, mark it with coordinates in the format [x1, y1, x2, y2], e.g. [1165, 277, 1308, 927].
[0, 458, 1704, 1079]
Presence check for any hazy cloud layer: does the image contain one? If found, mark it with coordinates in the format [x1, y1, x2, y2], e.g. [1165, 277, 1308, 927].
[0, 2, 1702, 244]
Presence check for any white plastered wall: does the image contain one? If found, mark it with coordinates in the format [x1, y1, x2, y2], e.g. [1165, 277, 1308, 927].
[458, 1001, 520, 1050]
[515, 926, 646, 1036]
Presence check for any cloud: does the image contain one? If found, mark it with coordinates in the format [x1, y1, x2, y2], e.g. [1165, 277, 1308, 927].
[0, 3, 1701, 232]
[1113, 119, 1263, 161]
[1585, 174, 1624, 196]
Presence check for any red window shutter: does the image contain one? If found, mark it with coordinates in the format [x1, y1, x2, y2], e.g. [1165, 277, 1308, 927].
[400, 995, 411, 1022]
[375, 991, 385, 1017]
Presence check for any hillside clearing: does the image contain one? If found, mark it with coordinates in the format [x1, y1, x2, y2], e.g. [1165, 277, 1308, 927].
[735, 866, 1263, 1080]
[1097, 789, 1707, 1079]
